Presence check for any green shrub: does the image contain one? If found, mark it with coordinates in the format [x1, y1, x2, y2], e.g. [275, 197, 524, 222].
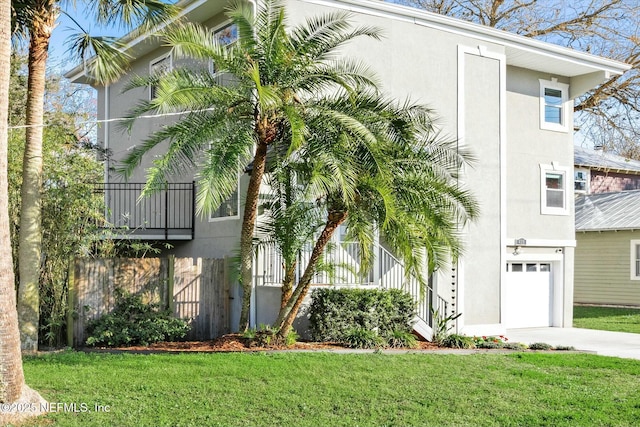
[309, 288, 416, 344]
[85, 292, 190, 347]
[386, 330, 418, 349]
[441, 334, 475, 349]
[343, 327, 385, 349]
[431, 308, 462, 345]
[504, 342, 528, 350]
[553, 345, 576, 351]
[472, 335, 508, 348]
[529, 342, 553, 350]
[243, 325, 299, 348]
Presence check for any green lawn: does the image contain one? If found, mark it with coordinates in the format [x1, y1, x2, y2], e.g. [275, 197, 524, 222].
[16, 351, 640, 427]
[574, 305, 640, 333]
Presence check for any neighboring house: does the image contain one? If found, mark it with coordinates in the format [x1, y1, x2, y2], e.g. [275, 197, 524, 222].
[65, 0, 629, 337]
[575, 191, 640, 307]
[574, 145, 640, 195]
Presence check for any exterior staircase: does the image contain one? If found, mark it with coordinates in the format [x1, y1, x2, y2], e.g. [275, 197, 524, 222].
[254, 240, 447, 340]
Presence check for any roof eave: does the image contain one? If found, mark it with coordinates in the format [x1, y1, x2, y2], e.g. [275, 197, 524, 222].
[65, 0, 631, 85]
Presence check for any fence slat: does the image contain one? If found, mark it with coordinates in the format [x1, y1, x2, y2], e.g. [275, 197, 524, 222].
[72, 257, 230, 346]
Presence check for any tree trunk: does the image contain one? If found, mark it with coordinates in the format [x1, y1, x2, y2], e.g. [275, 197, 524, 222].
[17, 14, 56, 352]
[238, 140, 269, 331]
[280, 262, 296, 310]
[0, 0, 46, 420]
[0, 0, 23, 403]
[275, 210, 348, 337]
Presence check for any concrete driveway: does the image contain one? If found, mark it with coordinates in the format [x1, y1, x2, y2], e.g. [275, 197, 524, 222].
[506, 327, 640, 360]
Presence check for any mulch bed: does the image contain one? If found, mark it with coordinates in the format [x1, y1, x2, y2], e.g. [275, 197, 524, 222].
[83, 333, 443, 353]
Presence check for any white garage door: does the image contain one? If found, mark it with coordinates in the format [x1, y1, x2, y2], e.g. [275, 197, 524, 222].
[504, 262, 553, 328]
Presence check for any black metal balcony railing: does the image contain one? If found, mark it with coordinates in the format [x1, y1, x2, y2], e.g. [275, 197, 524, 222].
[94, 182, 195, 240]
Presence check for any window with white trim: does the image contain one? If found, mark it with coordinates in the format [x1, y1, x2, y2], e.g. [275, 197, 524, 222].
[574, 168, 589, 194]
[149, 54, 172, 100]
[539, 79, 569, 132]
[209, 179, 240, 221]
[631, 241, 640, 280]
[540, 163, 570, 215]
[211, 22, 238, 74]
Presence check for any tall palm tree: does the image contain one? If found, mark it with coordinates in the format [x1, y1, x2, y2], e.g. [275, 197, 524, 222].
[10, 0, 177, 351]
[0, 0, 45, 417]
[121, 0, 382, 331]
[267, 92, 478, 336]
[0, 0, 23, 404]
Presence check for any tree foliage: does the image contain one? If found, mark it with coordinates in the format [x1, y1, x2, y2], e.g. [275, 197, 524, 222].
[401, 0, 640, 157]
[10, 0, 177, 351]
[121, 0, 386, 331]
[8, 53, 127, 347]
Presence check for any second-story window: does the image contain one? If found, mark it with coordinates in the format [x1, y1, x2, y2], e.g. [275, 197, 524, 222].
[149, 54, 172, 100]
[539, 79, 569, 132]
[212, 22, 238, 74]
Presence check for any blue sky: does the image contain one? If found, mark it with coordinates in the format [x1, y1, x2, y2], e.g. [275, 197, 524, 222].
[48, 4, 127, 73]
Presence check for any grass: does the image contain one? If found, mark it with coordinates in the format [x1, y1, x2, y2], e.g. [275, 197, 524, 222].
[574, 305, 640, 333]
[15, 351, 640, 427]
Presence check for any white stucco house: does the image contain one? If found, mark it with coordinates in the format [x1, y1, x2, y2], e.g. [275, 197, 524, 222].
[65, 0, 630, 339]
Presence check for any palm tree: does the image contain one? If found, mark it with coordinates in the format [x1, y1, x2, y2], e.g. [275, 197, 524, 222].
[266, 92, 478, 336]
[0, 0, 23, 404]
[10, 0, 177, 351]
[0, 0, 45, 415]
[121, 0, 382, 331]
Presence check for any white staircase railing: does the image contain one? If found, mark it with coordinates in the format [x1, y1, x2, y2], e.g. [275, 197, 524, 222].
[254, 242, 441, 340]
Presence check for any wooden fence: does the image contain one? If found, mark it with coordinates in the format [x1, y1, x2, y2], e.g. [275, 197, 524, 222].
[69, 256, 231, 347]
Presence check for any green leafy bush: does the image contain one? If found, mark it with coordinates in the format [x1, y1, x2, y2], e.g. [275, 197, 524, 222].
[529, 342, 553, 350]
[242, 324, 299, 348]
[387, 330, 418, 349]
[309, 288, 416, 347]
[473, 335, 508, 348]
[431, 308, 462, 345]
[441, 334, 475, 349]
[85, 292, 190, 347]
[504, 342, 528, 350]
[343, 327, 385, 349]
[554, 345, 576, 351]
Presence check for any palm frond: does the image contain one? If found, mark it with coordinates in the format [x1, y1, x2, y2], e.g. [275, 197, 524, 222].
[67, 32, 131, 84]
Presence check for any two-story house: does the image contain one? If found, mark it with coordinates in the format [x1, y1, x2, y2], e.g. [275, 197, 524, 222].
[66, 0, 629, 337]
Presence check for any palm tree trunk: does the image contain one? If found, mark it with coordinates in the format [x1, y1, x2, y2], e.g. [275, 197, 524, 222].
[238, 140, 269, 331]
[280, 262, 296, 310]
[275, 210, 348, 337]
[17, 13, 56, 352]
[0, 0, 24, 403]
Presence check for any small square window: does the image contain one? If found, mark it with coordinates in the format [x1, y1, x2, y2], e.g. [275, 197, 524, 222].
[511, 263, 523, 272]
[540, 263, 551, 272]
[214, 23, 238, 46]
[210, 190, 239, 219]
[526, 264, 538, 272]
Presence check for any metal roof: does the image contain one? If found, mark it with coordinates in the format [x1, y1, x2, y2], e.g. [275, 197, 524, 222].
[575, 190, 640, 231]
[575, 146, 640, 174]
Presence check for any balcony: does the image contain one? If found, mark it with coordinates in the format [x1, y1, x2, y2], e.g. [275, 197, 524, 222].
[95, 182, 195, 240]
